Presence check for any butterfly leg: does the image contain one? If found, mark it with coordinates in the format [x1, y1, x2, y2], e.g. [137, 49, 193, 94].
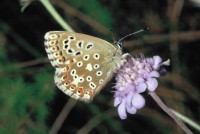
[122, 53, 131, 59]
[120, 53, 131, 65]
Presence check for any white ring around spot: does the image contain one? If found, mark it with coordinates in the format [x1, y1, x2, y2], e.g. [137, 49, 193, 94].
[71, 69, 76, 76]
[77, 61, 83, 67]
[93, 53, 100, 60]
[86, 76, 92, 81]
[94, 64, 100, 69]
[96, 71, 103, 76]
[83, 54, 90, 61]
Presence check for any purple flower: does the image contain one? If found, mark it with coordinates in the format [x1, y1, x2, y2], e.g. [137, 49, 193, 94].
[114, 55, 170, 119]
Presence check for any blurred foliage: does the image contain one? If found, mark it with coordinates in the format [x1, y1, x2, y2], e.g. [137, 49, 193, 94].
[0, 73, 55, 133]
[66, 0, 113, 28]
[0, 21, 55, 133]
[0, 0, 199, 134]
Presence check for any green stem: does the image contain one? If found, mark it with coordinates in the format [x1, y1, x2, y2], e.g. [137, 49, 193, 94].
[171, 109, 200, 132]
[40, 0, 74, 32]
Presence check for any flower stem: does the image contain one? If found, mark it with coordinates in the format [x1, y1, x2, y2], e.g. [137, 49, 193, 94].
[171, 109, 200, 132]
[149, 92, 193, 134]
[49, 98, 77, 134]
[40, 0, 74, 32]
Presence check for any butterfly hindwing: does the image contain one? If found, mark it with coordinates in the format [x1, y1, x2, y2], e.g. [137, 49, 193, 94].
[44, 31, 124, 102]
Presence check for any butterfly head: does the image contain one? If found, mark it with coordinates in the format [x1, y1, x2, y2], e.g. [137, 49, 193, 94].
[114, 41, 123, 50]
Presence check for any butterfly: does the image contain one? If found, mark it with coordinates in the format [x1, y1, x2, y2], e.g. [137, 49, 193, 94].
[44, 31, 129, 102]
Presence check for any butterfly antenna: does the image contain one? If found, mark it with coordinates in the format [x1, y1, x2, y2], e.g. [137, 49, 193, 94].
[117, 27, 149, 44]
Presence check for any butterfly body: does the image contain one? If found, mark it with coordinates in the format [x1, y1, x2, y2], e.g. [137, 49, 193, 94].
[44, 31, 126, 102]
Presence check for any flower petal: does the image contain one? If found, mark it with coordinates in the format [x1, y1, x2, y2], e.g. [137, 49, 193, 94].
[126, 105, 137, 114]
[149, 71, 160, 78]
[153, 56, 162, 69]
[117, 100, 127, 119]
[132, 93, 145, 109]
[146, 78, 158, 92]
[114, 97, 121, 107]
[136, 82, 147, 93]
[125, 92, 133, 107]
[126, 83, 135, 91]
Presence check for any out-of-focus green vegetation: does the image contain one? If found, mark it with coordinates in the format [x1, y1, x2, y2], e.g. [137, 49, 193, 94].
[0, 29, 55, 133]
[0, 0, 199, 133]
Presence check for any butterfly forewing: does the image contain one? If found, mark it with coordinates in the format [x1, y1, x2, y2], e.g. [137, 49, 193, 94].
[44, 31, 124, 102]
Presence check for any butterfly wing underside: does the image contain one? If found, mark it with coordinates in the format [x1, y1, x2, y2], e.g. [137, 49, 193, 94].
[44, 31, 123, 102]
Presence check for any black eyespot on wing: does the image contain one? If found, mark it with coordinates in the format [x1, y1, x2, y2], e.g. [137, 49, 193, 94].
[85, 55, 88, 59]
[86, 44, 93, 49]
[72, 70, 75, 74]
[68, 49, 73, 53]
[75, 51, 81, 55]
[64, 40, 69, 44]
[90, 83, 95, 88]
[78, 42, 83, 48]
[69, 36, 75, 40]
[94, 54, 99, 59]
[64, 44, 68, 49]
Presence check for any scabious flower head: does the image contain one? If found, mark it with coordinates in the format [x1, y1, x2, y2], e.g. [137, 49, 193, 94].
[114, 55, 170, 119]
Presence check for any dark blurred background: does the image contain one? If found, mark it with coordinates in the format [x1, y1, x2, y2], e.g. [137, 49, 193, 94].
[0, 0, 199, 134]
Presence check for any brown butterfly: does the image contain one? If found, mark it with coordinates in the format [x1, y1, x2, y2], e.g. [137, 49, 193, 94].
[44, 31, 133, 102]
